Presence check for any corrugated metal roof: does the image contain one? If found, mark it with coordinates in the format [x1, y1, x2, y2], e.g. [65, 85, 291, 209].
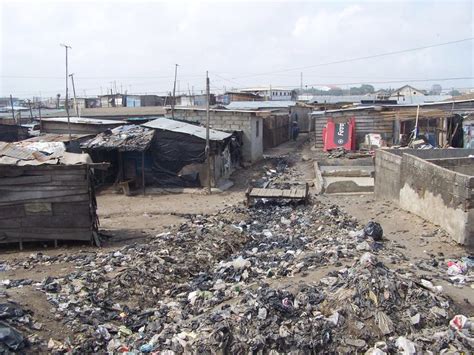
[143, 117, 232, 141]
[81, 125, 155, 152]
[40, 117, 124, 125]
[310, 98, 474, 115]
[225, 101, 296, 110]
[23, 133, 93, 143]
[0, 141, 91, 166]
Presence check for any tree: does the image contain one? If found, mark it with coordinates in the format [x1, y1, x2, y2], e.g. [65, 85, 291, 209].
[360, 84, 375, 94]
[349, 87, 362, 95]
[429, 84, 442, 95]
[449, 89, 461, 96]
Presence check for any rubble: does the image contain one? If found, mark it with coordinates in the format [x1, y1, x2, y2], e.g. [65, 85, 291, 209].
[0, 156, 472, 353]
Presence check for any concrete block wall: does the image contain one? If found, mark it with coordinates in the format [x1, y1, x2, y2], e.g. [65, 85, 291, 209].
[170, 110, 263, 163]
[399, 154, 473, 245]
[375, 148, 474, 245]
[428, 157, 474, 176]
[374, 150, 402, 203]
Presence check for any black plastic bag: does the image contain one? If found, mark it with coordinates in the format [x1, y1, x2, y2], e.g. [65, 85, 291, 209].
[0, 323, 24, 351]
[364, 221, 383, 241]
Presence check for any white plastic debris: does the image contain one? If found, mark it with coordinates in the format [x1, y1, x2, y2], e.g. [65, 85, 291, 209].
[395, 336, 416, 354]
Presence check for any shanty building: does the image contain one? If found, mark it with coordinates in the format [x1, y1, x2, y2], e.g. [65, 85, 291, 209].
[40, 117, 125, 135]
[81, 125, 155, 193]
[218, 91, 264, 105]
[0, 141, 100, 247]
[239, 87, 295, 101]
[225, 100, 315, 134]
[311, 99, 474, 150]
[143, 118, 239, 188]
[81, 120, 238, 190]
[166, 107, 264, 162]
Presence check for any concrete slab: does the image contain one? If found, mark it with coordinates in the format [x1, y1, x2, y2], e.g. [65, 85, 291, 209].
[320, 165, 374, 177]
[324, 176, 374, 194]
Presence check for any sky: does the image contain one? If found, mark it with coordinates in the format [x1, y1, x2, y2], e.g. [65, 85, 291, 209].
[0, 0, 473, 98]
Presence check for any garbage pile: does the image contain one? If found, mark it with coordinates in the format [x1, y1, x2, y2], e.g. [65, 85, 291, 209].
[169, 253, 471, 353]
[1, 157, 472, 353]
[0, 302, 38, 352]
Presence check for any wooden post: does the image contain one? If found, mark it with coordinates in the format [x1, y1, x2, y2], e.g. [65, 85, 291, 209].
[142, 151, 145, 196]
[28, 99, 33, 121]
[60, 43, 72, 140]
[69, 73, 80, 117]
[205, 71, 211, 194]
[414, 105, 420, 138]
[171, 64, 178, 119]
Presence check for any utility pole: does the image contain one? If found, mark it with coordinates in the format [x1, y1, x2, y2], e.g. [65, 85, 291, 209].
[171, 64, 178, 119]
[205, 71, 211, 194]
[27, 99, 33, 120]
[60, 43, 72, 140]
[69, 73, 80, 117]
[9, 95, 16, 125]
[300, 72, 303, 93]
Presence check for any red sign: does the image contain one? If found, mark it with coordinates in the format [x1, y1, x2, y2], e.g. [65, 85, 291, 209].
[322, 117, 356, 151]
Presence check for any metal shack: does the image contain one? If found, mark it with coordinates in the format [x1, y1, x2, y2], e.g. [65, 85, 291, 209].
[0, 141, 99, 247]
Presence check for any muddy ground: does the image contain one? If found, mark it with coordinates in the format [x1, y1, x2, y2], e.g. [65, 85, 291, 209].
[1, 134, 473, 350]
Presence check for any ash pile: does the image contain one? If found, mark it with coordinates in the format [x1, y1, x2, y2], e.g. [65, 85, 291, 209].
[1, 158, 472, 353]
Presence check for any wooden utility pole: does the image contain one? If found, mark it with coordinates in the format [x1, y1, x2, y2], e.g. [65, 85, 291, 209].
[171, 64, 178, 119]
[9, 95, 16, 125]
[69, 73, 80, 117]
[60, 43, 72, 140]
[27, 99, 33, 120]
[206, 71, 211, 194]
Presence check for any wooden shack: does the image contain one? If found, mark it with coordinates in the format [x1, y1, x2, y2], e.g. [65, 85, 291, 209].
[0, 142, 99, 247]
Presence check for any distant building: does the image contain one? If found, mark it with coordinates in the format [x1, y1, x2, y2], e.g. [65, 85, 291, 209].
[176, 94, 216, 107]
[100, 94, 126, 107]
[390, 85, 426, 104]
[218, 91, 263, 105]
[239, 87, 295, 101]
[125, 95, 164, 107]
[74, 97, 101, 110]
[99, 94, 164, 108]
[372, 89, 390, 100]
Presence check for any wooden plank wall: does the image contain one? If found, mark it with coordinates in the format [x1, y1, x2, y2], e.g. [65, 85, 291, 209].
[263, 115, 290, 149]
[314, 111, 393, 149]
[0, 165, 97, 244]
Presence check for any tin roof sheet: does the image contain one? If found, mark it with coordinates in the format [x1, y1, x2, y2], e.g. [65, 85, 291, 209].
[143, 117, 232, 141]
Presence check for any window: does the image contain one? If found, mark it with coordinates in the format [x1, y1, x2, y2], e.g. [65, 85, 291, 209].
[256, 120, 260, 137]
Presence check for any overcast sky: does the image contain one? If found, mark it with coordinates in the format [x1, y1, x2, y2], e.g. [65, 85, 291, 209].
[0, 0, 473, 98]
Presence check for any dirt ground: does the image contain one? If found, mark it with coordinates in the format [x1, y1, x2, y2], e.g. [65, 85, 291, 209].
[1, 133, 473, 347]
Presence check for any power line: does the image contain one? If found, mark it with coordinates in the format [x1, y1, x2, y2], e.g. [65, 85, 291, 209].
[223, 37, 474, 80]
[4, 76, 474, 97]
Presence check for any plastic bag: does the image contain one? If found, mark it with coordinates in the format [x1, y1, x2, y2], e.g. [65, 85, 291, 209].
[0, 324, 25, 351]
[364, 221, 383, 241]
